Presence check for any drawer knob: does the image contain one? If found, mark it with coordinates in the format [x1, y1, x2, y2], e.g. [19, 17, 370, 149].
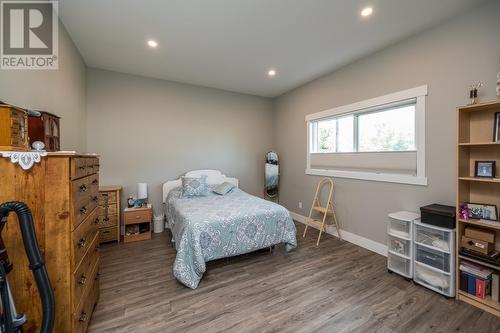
[79, 185, 87, 192]
[78, 275, 87, 285]
[94, 217, 99, 224]
[103, 217, 109, 222]
[78, 238, 87, 248]
[79, 312, 87, 322]
[92, 196, 98, 202]
[92, 179, 98, 185]
[79, 166, 85, 171]
[80, 207, 87, 214]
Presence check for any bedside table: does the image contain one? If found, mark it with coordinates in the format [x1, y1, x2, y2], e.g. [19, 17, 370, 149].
[123, 207, 152, 243]
[98, 186, 122, 243]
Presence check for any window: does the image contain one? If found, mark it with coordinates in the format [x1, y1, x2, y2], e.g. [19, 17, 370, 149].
[311, 101, 416, 154]
[306, 86, 427, 185]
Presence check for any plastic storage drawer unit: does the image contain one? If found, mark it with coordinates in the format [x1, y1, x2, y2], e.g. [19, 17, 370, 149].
[387, 211, 420, 279]
[413, 220, 455, 297]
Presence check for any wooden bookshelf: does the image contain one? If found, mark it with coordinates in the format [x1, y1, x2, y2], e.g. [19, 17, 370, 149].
[456, 101, 500, 317]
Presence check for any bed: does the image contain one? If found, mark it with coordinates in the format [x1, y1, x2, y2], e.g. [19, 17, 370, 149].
[163, 170, 297, 288]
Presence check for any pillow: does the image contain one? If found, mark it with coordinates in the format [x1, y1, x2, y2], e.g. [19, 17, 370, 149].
[213, 182, 236, 195]
[181, 175, 209, 197]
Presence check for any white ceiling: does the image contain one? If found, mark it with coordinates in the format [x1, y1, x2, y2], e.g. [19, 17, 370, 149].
[60, 0, 488, 97]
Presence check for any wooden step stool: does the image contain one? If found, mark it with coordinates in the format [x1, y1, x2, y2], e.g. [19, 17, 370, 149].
[302, 178, 341, 245]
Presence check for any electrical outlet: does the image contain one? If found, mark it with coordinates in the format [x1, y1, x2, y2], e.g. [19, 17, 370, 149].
[299, 202, 303, 209]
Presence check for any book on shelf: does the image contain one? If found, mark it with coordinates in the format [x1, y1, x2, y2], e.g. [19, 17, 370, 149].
[492, 273, 499, 302]
[459, 260, 495, 300]
[460, 272, 491, 299]
[459, 261, 493, 279]
[475, 278, 491, 299]
[467, 273, 476, 296]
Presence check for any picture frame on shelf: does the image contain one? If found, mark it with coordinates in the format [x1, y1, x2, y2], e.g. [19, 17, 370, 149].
[493, 112, 500, 142]
[474, 160, 495, 178]
[466, 203, 498, 221]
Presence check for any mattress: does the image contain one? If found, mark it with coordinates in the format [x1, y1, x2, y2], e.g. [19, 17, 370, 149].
[166, 185, 297, 288]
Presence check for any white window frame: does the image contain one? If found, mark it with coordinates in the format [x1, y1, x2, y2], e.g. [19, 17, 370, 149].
[306, 85, 427, 186]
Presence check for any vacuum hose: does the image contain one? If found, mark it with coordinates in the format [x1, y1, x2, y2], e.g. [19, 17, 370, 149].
[0, 201, 55, 333]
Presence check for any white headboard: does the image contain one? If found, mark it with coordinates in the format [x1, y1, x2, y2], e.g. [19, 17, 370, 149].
[162, 169, 239, 203]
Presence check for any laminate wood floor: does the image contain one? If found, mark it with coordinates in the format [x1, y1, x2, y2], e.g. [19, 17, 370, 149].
[88, 222, 500, 333]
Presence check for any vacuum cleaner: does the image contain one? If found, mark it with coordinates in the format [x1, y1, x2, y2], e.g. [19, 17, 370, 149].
[0, 201, 55, 333]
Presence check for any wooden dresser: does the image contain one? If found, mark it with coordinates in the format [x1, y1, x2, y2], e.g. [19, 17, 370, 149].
[0, 153, 100, 333]
[0, 104, 29, 150]
[98, 186, 122, 243]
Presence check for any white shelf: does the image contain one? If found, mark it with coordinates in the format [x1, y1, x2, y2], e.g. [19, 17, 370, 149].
[388, 211, 421, 222]
[414, 220, 455, 232]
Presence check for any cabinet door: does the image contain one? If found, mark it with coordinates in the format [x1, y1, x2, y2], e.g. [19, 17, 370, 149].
[44, 117, 51, 136]
[50, 118, 59, 138]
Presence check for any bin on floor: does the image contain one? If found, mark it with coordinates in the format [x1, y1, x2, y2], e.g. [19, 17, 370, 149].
[154, 215, 165, 233]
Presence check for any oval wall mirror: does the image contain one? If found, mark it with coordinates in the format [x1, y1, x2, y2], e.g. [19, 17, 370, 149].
[264, 151, 279, 202]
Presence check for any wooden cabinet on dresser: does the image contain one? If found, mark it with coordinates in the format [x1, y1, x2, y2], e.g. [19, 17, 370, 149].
[0, 104, 29, 150]
[98, 186, 122, 243]
[28, 111, 61, 151]
[0, 153, 101, 333]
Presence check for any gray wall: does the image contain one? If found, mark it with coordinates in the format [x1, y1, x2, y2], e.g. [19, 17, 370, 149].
[273, 1, 500, 245]
[86, 69, 273, 216]
[0, 22, 87, 151]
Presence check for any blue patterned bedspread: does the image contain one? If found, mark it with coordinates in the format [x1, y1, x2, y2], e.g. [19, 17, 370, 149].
[166, 186, 297, 288]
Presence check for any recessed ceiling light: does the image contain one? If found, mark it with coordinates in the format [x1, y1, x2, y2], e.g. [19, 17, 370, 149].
[147, 40, 158, 48]
[267, 69, 277, 77]
[361, 7, 373, 17]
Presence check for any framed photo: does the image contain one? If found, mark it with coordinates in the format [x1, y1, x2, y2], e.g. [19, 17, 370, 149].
[475, 161, 496, 178]
[466, 203, 498, 221]
[494, 112, 500, 142]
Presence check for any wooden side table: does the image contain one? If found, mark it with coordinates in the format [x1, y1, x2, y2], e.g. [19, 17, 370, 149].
[123, 207, 152, 243]
[98, 185, 122, 243]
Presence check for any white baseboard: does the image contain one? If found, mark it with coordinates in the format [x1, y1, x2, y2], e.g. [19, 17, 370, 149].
[289, 211, 388, 257]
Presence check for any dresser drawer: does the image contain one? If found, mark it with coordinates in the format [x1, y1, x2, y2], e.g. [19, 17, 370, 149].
[88, 173, 99, 195]
[98, 191, 117, 205]
[72, 211, 98, 270]
[71, 176, 91, 206]
[99, 226, 117, 243]
[73, 260, 99, 333]
[72, 234, 99, 312]
[124, 209, 151, 224]
[86, 157, 99, 175]
[98, 204, 117, 216]
[97, 214, 117, 228]
[71, 158, 88, 180]
[73, 198, 98, 231]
